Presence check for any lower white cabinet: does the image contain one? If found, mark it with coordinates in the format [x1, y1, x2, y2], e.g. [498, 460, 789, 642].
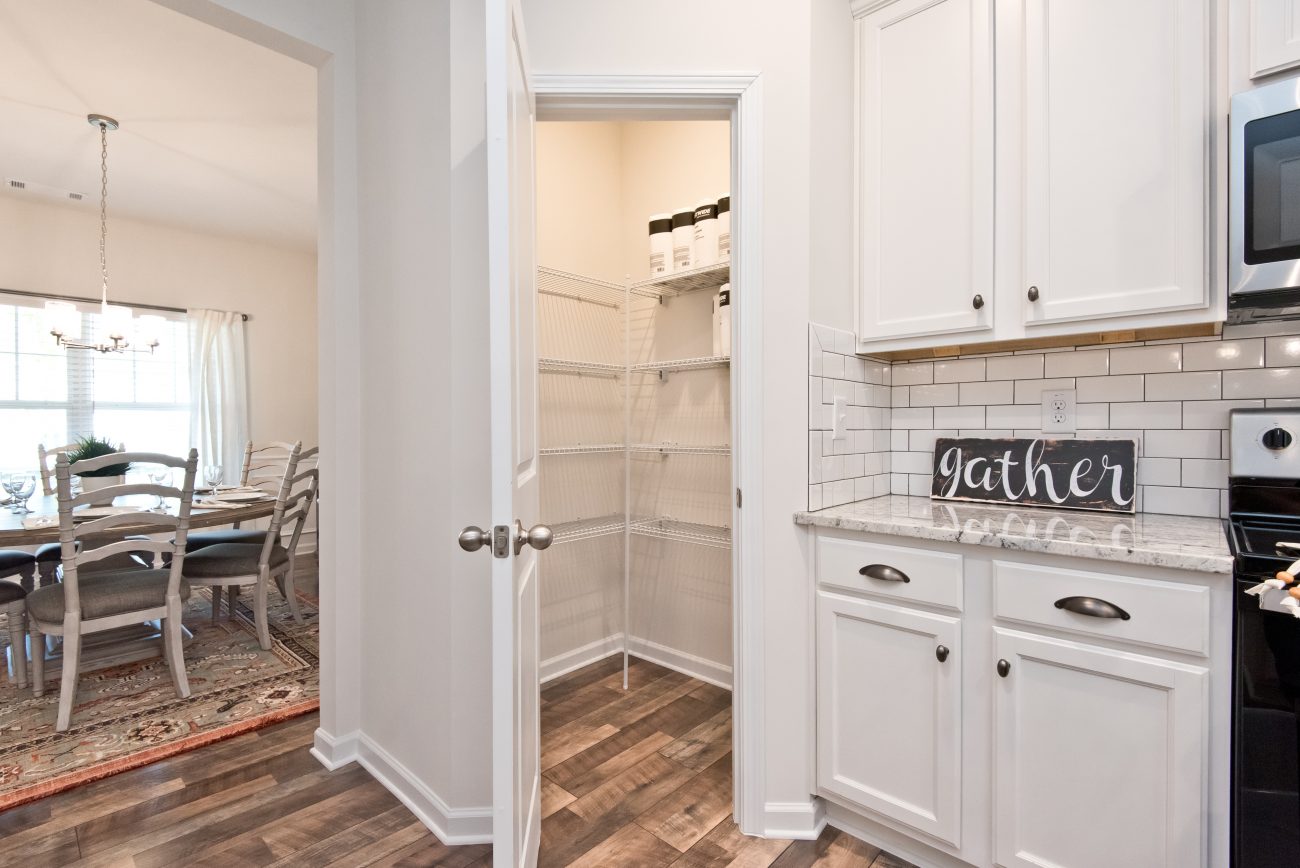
[993, 629, 1208, 868]
[817, 591, 962, 846]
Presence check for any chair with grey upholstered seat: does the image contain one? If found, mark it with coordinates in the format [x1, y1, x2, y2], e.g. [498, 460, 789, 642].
[37, 442, 76, 497]
[27, 449, 199, 732]
[182, 441, 297, 553]
[181, 442, 313, 646]
[0, 550, 35, 688]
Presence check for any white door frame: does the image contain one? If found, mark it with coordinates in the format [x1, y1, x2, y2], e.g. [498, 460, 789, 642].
[532, 72, 766, 835]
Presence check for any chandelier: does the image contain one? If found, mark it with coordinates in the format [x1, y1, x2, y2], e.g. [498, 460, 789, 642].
[44, 114, 161, 354]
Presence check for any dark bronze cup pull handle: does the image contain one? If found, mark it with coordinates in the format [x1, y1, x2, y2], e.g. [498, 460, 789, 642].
[1054, 595, 1131, 621]
[859, 563, 910, 583]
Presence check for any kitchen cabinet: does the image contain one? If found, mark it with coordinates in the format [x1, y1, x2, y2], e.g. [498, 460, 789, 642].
[853, 0, 994, 343]
[993, 629, 1207, 868]
[811, 528, 1227, 868]
[851, 0, 1221, 354]
[1251, 0, 1300, 78]
[1022, 0, 1209, 326]
[816, 591, 962, 846]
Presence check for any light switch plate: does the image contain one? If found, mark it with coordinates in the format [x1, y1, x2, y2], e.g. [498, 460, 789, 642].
[832, 396, 849, 440]
[1041, 389, 1076, 433]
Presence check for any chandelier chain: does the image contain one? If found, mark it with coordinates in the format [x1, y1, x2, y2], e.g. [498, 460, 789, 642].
[99, 120, 109, 303]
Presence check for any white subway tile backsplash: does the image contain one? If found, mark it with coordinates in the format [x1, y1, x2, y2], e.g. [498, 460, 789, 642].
[891, 407, 934, 429]
[910, 383, 960, 406]
[986, 404, 1042, 429]
[1182, 399, 1265, 429]
[1044, 349, 1109, 378]
[1111, 401, 1181, 429]
[893, 362, 933, 386]
[934, 358, 986, 383]
[1181, 458, 1228, 489]
[1144, 371, 1222, 401]
[959, 380, 1014, 405]
[1014, 378, 1076, 404]
[1183, 339, 1264, 371]
[1077, 374, 1144, 403]
[987, 354, 1044, 380]
[1223, 368, 1300, 399]
[1110, 345, 1182, 374]
[935, 405, 986, 429]
[1138, 457, 1181, 486]
[1144, 429, 1220, 459]
[806, 322, 1300, 520]
[1266, 335, 1300, 367]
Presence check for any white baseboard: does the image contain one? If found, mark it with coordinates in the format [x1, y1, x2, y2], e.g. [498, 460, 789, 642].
[823, 800, 957, 868]
[627, 636, 732, 690]
[763, 799, 827, 840]
[311, 727, 359, 770]
[355, 735, 493, 845]
[309, 726, 491, 845]
[540, 634, 732, 690]
[540, 635, 623, 684]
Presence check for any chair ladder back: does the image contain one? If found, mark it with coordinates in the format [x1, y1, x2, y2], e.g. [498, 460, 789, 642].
[37, 443, 76, 496]
[257, 441, 303, 564]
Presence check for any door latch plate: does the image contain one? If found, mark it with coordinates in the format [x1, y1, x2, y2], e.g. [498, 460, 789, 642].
[492, 525, 510, 558]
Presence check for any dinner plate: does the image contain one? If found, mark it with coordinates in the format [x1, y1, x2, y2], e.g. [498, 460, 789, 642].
[73, 506, 142, 520]
[213, 491, 270, 502]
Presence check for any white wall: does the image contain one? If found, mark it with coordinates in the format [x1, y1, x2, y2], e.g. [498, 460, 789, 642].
[524, 0, 855, 836]
[535, 121, 625, 283]
[0, 196, 318, 446]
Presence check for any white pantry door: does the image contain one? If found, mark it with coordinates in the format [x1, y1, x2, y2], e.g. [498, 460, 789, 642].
[485, 1, 541, 866]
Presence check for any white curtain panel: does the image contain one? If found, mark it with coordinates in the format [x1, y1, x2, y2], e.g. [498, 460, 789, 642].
[188, 309, 249, 478]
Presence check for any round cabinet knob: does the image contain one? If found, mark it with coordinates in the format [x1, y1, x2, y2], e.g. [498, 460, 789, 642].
[1027, 286, 1040, 302]
[997, 659, 1011, 678]
[972, 294, 985, 310]
[1263, 427, 1294, 451]
[936, 645, 950, 663]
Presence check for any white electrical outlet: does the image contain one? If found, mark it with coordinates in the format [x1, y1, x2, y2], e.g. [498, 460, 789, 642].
[1041, 389, 1076, 433]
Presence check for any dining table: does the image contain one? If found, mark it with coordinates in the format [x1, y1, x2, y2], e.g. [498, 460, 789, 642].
[1, 492, 280, 680]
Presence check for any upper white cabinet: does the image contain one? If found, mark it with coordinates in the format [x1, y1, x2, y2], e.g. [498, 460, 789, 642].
[1022, 0, 1210, 325]
[852, 0, 1222, 354]
[994, 629, 1208, 868]
[854, 0, 994, 342]
[1252, 0, 1300, 78]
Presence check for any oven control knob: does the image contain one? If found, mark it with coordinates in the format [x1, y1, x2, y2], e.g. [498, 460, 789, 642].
[1262, 427, 1294, 450]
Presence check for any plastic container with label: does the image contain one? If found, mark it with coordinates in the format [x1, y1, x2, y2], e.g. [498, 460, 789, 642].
[671, 208, 695, 272]
[692, 200, 719, 268]
[648, 213, 673, 277]
[716, 195, 731, 263]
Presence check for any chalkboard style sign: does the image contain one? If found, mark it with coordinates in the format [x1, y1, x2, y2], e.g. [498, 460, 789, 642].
[931, 437, 1137, 514]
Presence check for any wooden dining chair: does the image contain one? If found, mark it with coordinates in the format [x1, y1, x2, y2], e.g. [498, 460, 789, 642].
[181, 442, 310, 646]
[182, 441, 298, 552]
[37, 443, 76, 496]
[0, 551, 36, 689]
[27, 449, 199, 732]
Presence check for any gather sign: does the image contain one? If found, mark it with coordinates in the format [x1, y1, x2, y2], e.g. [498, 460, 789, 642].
[931, 437, 1137, 514]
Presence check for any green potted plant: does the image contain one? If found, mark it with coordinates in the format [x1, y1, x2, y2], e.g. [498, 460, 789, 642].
[66, 436, 130, 505]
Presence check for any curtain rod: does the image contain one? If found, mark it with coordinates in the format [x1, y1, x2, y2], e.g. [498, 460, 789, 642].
[0, 287, 249, 321]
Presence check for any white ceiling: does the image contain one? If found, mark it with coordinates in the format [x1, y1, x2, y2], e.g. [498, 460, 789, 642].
[0, 0, 317, 251]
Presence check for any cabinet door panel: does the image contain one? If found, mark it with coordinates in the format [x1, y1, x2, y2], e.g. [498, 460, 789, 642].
[817, 592, 962, 846]
[856, 0, 994, 342]
[994, 629, 1207, 868]
[1252, 0, 1300, 78]
[1023, 0, 1209, 325]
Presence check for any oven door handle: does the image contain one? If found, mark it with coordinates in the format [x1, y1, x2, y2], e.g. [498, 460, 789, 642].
[1054, 595, 1131, 621]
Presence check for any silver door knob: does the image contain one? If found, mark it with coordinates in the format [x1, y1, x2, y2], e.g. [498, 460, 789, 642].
[459, 526, 490, 552]
[513, 520, 554, 555]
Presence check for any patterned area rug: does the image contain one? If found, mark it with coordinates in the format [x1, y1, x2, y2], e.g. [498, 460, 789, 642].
[0, 586, 319, 810]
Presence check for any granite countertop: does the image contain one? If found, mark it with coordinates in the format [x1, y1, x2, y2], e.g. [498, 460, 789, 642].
[794, 495, 1234, 574]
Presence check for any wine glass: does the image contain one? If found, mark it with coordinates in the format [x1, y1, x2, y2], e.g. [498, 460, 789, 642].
[11, 473, 34, 513]
[1, 474, 18, 512]
[148, 467, 171, 510]
[203, 464, 224, 498]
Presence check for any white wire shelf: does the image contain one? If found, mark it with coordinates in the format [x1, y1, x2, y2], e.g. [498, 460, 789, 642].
[538, 357, 624, 377]
[539, 444, 625, 455]
[630, 262, 730, 299]
[538, 266, 627, 308]
[630, 517, 731, 549]
[630, 355, 730, 375]
[630, 443, 731, 456]
[551, 514, 626, 545]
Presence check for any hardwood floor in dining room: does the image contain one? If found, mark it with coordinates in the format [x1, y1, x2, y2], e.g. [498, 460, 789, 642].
[0, 654, 910, 867]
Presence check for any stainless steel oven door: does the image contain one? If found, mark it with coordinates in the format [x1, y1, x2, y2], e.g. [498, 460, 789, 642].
[1232, 78, 1300, 299]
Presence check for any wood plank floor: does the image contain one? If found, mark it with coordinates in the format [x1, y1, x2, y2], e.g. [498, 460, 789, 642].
[0, 654, 912, 867]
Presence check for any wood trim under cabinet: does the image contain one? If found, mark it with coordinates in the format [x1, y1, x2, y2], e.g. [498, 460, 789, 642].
[869, 321, 1221, 362]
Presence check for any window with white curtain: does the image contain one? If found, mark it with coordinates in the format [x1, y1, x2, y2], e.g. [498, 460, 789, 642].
[0, 293, 190, 471]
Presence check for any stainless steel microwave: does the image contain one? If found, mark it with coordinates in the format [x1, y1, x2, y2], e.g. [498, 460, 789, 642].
[1231, 77, 1300, 323]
